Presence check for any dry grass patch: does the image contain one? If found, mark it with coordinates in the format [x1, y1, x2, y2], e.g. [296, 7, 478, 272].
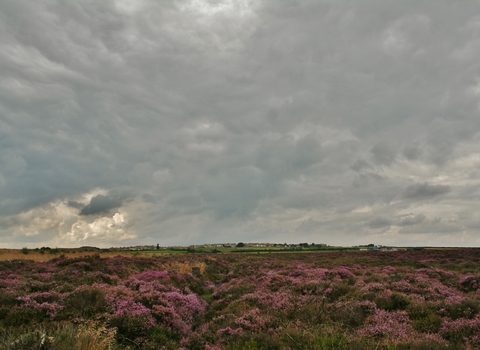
[0, 249, 132, 262]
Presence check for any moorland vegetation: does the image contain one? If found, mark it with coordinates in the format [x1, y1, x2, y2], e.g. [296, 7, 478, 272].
[1, 249, 480, 349]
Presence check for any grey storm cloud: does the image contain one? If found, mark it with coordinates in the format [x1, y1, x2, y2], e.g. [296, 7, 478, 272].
[367, 217, 393, 229]
[402, 144, 422, 161]
[403, 183, 451, 199]
[371, 142, 397, 166]
[67, 201, 84, 210]
[350, 159, 373, 173]
[398, 217, 462, 235]
[79, 195, 123, 216]
[1, 0, 480, 248]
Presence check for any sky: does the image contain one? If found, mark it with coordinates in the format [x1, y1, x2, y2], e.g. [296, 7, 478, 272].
[1, 0, 480, 249]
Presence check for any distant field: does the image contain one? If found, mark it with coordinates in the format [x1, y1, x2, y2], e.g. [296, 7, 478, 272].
[0, 246, 379, 261]
[0, 246, 462, 262]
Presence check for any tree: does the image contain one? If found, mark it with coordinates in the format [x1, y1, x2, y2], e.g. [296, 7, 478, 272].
[236, 242, 245, 248]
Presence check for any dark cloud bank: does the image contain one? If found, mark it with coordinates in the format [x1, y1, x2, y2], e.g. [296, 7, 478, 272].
[78, 195, 123, 216]
[1, 0, 480, 248]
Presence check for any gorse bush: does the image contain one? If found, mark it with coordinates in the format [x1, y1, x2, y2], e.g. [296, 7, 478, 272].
[1, 249, 480, 348]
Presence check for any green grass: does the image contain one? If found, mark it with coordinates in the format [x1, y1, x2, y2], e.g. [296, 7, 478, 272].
[130, 246, 356, 256]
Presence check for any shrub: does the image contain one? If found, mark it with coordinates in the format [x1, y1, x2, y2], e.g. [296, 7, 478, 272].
[327, 283, 353, 301]
[143, 327, 181, 349]
[412, 311, 443, 333]
[330, 301, 376, 329]
[358, 310, 413, 341]
[62, 286, 107, 319]
[109, 311, 155, 344]
[457, 274, 476, 290]
[377, 293, 410, 311]
[440, 316, 480, 345]
[445, 299, 480, 320]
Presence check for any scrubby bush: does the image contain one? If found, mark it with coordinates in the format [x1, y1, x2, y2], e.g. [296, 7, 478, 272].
[61, 285, 107, 319]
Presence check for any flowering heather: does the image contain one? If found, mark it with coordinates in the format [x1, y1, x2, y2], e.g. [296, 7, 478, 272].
[241, 291, 292, 310]
[217, 326, 243, 336]
[163, 291, 206, 324]
[391, 280, 412, 292]
[358, 309, 413, 340]
[440, 315, 480, 346]
[0, 272, 20, 289]
[1, 249, 480, 348]
[133, 270, 169, 282]
[16, 293, 65, 320]
[459, 274, 480, 292]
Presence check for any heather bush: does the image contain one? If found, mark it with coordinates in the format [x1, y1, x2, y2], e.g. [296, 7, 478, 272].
[16, 291, 65, 320]
[459, 274, 480, 292]
[1, 306, 45, 327]
[376, 292, 410, 311]
[440, 315, 480, 346]
[103, 286, 156, 342]
[133, 270, 169, 282]
[329, 300, 376, 328]
[326, 282, 353, 301]
[0, 272, 21, 290]
[358, 309, 413, 341]
[444, 298, 480, 320]
[61, 285, 107, 319]
[413, 311, 443, 334]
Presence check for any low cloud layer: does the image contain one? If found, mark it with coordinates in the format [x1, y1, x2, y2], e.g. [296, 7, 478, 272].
[1, 0, 480, 248]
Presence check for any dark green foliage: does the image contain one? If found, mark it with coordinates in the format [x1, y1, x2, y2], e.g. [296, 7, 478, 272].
[378, 293, 410, 311]
[327, 282, 352, 301]
[147, 327, 181, 345]
[330, 303, 372, 329]
[61, 286, 106, 319]
[412, 312, 443, 334]
[2, 307, 46, 327]
[445, 298, 480, 320]
[110, 315, 153, 344]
